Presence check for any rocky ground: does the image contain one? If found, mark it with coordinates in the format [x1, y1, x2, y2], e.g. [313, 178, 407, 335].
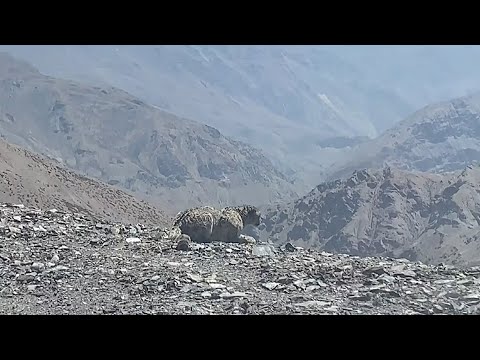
[1, 203, 480, 315]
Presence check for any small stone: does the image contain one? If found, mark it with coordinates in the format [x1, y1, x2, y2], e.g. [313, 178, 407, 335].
[324, 306, 339, 312]
[295, 301, 330, 308]
[52, 265, 69, 271]
[343, 265, 353, 271]
[252, 245, 276, 257]
[0, 253, 10, 262]
[222, 292, 247, 298]
[349, 294, 371, 301]
[317, 280, 328, 288]
[177, 301, 194, 308]
[463, 293, 480, 301]
[421, 288, 432, 295]
[210, 283, 226, 289]
[180, 285, 192, 293]
[262, 282, 280, 290]
[0, 287, 12, 297]
[31, 262, 45, 272]
[150, 275, 161, 281]
[434, 279, 455, 285]
[8, 226, 21, 234]
[220, 291, 247, 299]
[378, 274, 396, 283]
[201, 291, 212, 298]
[369, 284, 386, 292]
[363, 266, 385, 275]
[285, 242, 297, 252]
[189, 243, 204, 251]
[390, 264, 405, 272]
[126, 237, 141, 244]
[176, 239, 190, 251]
[17, 274, 35, 283]
[239, 234, 256, 244]
[187, 273, 203, 282]
[393, 269, 416, 278]
[293, 280, 306, 289]
[48, 209, 58, 213]
[51, 254, 60, 263]
[13, 215, 21, 222]
[110, 227, 120, 235]
[27, 285, 38, 292]
[445, 292, 461, 298]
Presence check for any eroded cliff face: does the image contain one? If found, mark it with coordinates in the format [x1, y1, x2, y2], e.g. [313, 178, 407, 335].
[261, 166, 480, 267]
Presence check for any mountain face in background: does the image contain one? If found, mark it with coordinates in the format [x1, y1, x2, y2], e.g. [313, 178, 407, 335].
[0, 137, 169, 226]
[327, 92, 480, 181]
[0, 53, 296, 213]
[4, 46, 480, 266]
[260, 166, 480, 267]
[4, 45, 480, 187]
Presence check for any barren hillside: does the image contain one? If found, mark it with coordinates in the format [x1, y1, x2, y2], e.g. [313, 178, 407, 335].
[260, 166, 480, 267]
[0, 138, 169, 226]
[0, 52, 296, 213]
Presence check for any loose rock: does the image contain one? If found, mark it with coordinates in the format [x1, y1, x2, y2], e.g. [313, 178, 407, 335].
[0, 203, 479, 315]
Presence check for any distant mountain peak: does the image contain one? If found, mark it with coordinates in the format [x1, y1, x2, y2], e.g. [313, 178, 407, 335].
[0, 52, 297, 214]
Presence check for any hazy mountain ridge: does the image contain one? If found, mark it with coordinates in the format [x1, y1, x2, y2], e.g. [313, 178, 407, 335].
[327, 92, 480, 180]
[6, 45, 480, 187]
[0, 53, 297, 213]
[260, 166, 480, 267]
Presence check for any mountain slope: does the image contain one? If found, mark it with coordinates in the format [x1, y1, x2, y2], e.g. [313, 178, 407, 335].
[328, 92, 480, 181]
[0, 53, 296, 213]
[5, 45, 480, 187]
[0, 138, 169, 226]
[260, 166, 480, 267]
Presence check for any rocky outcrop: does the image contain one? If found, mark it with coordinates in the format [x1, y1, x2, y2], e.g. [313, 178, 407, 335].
[260, 165, 480, 267]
